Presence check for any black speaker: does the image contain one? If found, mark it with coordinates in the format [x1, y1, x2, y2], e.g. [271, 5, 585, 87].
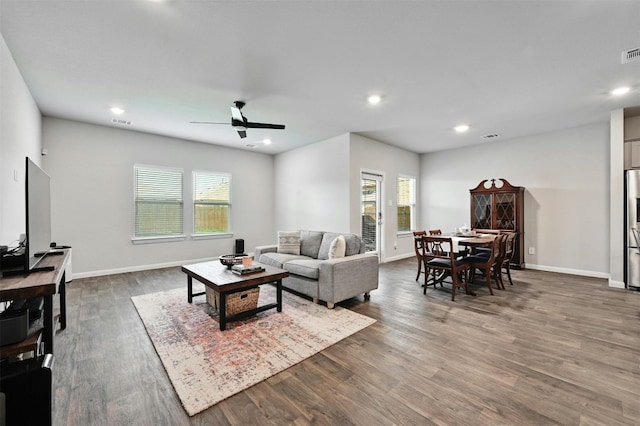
[234, 239, 245, 255]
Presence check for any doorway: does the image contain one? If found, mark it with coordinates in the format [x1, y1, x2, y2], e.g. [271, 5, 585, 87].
[361, 172, 383, 254]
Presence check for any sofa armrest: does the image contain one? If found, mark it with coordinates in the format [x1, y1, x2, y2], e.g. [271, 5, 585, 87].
[254, 244, 277, 262]
[318, 253, 379, 305]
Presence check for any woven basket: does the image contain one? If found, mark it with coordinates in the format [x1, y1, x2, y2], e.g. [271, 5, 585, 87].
[206, 287, 260, 316]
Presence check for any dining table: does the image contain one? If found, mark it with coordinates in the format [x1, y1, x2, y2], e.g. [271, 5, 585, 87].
[444, 233, 497, 254]
[457, 234, 496, 249]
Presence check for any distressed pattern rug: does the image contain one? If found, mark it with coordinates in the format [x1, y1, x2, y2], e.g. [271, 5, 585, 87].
[131, 284, 376, 416]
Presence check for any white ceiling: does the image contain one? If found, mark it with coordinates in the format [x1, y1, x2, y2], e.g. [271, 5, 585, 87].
[1, 0, 640, 155]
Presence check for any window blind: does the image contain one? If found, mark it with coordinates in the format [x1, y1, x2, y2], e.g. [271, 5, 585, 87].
[193, 171, 231, 234]
[397, 176, 415, 232]
[134, 165, 183, 238]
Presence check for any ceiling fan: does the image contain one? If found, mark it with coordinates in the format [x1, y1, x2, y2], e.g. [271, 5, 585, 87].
[190, 101, 286, 139]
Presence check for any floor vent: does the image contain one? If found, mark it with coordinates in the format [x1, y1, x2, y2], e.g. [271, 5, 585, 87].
[622, 47, 640, 64]
[481, 133, 501, 140]
[111, 118, 132, 126]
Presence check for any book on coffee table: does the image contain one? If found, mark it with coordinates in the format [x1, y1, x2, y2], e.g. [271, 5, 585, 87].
[231, 264, 265, 275]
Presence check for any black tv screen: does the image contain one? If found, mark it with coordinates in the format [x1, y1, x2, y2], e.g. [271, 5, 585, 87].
[25, 157, 52, 270]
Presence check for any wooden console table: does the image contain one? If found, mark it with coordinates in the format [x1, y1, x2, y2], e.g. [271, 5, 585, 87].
[0, 250, 69, 357]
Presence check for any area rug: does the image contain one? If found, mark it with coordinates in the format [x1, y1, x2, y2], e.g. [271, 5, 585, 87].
[131, 284, 376, 416]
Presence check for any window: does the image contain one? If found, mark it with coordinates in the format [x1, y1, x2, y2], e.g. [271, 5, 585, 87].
[193, 171, 231, 235]
[133, 165, 183, 239]
[397, 175, 416, 232]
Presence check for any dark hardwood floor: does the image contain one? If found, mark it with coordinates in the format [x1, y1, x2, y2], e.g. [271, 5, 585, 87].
[51, 258, 640, 425]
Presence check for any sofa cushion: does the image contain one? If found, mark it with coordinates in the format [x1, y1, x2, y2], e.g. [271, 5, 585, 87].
[278, 230, 301, 255]
[343, 234, 363, 256]
[283, 259, 322, 280]
[317, 232, 342, 260]
[300, 230, 324, 258]
[318, 232, 362, 259]
[329, 235, 346, 259]
[258, 252, 307, 269]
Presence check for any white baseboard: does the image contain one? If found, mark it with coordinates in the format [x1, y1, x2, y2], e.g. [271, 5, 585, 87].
[525, 263, 609, 280]
[72, 257, 217, 280]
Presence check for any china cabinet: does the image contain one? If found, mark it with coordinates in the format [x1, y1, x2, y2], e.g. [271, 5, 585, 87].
[470, 178, 525, 268]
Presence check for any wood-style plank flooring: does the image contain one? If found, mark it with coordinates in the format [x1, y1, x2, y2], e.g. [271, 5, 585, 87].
[51, 258, 640, 425]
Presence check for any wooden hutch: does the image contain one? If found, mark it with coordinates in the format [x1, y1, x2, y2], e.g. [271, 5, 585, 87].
[470, 178, 525, 268]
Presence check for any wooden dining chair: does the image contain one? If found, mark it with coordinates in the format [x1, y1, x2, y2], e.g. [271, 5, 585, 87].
[501, 232, 518, 285]
[428, 229, 445, 256]
[491, 233, 510, 289]
[422, 236, 470, 301]
[463, 235, 504, 295]
[413, 231, 427, 281]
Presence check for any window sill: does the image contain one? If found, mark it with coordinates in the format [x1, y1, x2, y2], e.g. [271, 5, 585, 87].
[131, 235, 186, 245]
[191, 232, 234, 241]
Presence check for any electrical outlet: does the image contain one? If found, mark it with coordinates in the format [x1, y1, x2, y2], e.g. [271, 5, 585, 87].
[528, 247, 535, 255]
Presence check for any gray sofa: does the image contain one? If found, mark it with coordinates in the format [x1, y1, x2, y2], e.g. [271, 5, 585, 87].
[254, 230, 379, 308]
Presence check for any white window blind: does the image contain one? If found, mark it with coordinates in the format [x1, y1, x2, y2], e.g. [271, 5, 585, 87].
[134, 165, 183, 238]
[193, 171, 231, 234]
[397, 175, 416, 232]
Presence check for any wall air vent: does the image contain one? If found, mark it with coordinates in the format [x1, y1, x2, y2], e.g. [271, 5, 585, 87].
[622, 47, 640, 64]
[481, 133, 501, 140]
[111, 118, 132, 126]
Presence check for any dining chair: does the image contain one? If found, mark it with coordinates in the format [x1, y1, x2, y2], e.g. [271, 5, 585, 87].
[413, 231, 427, 281]
[491, 234, 510, 289]
[464, 235, 503, 295]
[428, 229, 445, 255]
[422, 236, 470, 301]
[501, 232, 518, 285]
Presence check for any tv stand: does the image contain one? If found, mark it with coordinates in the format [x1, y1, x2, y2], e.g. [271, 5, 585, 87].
[0, 249, 69, 357]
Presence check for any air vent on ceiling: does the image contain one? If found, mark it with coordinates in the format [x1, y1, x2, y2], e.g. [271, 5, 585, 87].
[111, 118, 132, 126]
[622, 47, 640, 64]
[481, 133, 501, 140]
[244, 143, 256, 148]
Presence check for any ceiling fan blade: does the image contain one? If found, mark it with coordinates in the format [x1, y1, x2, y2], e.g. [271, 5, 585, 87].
[237, 130, 247, 138]
[244, 121, 286, 130]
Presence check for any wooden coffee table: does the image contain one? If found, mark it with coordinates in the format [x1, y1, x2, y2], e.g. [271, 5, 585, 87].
[181, 261, 289, 331]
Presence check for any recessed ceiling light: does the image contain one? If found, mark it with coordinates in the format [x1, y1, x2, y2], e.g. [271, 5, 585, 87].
[110, 107, 125, 115]
[263, 139, 272, 145]
[367, 95, 382, 105]
[611, 86, 631, 96]
[454, 124, 470, 133]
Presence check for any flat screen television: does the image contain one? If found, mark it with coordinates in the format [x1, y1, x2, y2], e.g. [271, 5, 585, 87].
[25, 157, 54, 272]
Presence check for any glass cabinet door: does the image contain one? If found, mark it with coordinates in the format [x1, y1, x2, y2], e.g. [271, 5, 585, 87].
[472, 194, 492, 229]
[495, 193, 516, 229]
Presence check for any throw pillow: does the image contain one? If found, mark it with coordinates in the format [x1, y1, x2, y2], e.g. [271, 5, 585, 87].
[278, 230, 301, 255]
[328, 235, 346, 259]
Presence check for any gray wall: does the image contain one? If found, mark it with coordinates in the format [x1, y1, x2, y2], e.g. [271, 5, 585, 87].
[421, 123, 610, 278]
[42, 118, 276, 277]
[274, 134, 351, 232]
[0, 35, 42, 244]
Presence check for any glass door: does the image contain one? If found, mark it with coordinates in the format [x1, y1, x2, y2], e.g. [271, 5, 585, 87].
[361, 172, 382, 254]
